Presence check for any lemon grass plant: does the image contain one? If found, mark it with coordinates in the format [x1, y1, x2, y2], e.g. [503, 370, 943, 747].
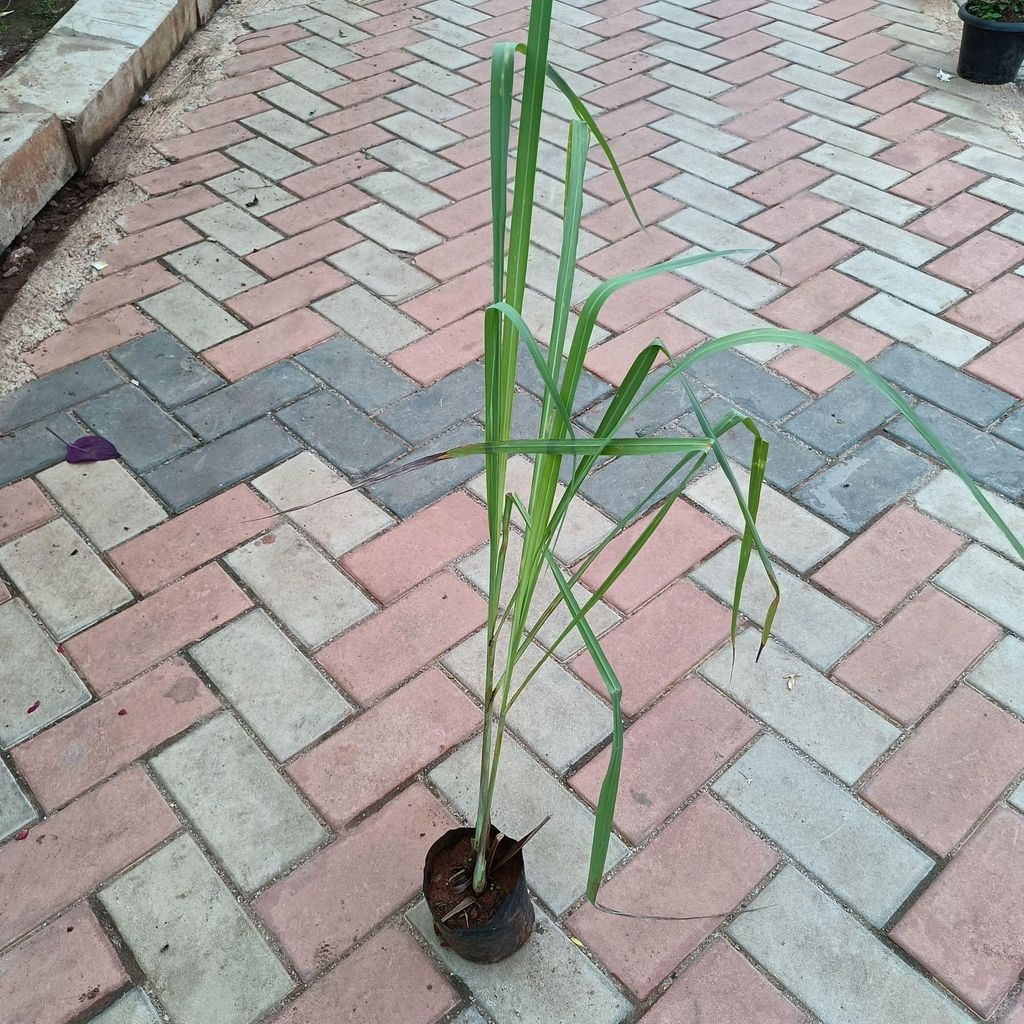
[404, 0, 1024, 907]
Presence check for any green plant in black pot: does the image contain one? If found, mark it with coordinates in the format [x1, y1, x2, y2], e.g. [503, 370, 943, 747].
[958, 0, 1024, 84]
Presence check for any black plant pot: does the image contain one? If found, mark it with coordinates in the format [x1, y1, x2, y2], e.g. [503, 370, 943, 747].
[957, 3, 1024, 84]
[423, 826, 534, 963]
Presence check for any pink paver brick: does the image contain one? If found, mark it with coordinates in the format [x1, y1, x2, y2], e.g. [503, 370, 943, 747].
[65, 563, 252, 693]
[927, 232, 1024, 291]
[0, 768, 179, 948]
[587, 51, 664, 85]
[908, 192, 1006, 246]
[0, 580, 9, 604]
[317, 570, 488, 704]
[752, 228, 858, 286]
[585, 74, 664, 110]
[269, 926, 457, 1024]
[181, 93, 270, 131]
[226, 263, 348, 327]
[569, 580, 732, 716]
[578, 225, 686, 278]
[735, 159, 830, 206]
[568, 796, 777, 999]
[891, 162, 986, 207]
[256, 784, 457, 979]
[0, 904, 128, 1024]
[947, 275, 1024, 341]
[297, 124, 395, 166]
[813, 505, 965, 621]
[584, 312, 703, 386]
[585, 157, 677, 203]
[572, 676, 759, 842]
[879, 130, 966, 172]
[388, 311, 485, 385]
[839, 53, 913, 87]
[594, 99, 666, 137]
[760, 270, 873, 332]
[862, 102, 946, 142]
[861, 685, 1024, 855]
[829, 28, 899, 58]
[203, 308, 338, 380]
[12, 658, 220, 812]
[822, 10, 886, 37]
[704, 9, 770, 35]
[24, 307, 155, 373]
[99, 220, 202, 274]
[592, 127, 674, 168]
[709, 51, 785, 84]
[727, 101, 805, 141]
[400, 265, 491, 329]
[420, 191, 493, 238]
[133, 152, 237, 195]
[587, 28, 658, 60]
[851, 79, 926, 113]
[597, 274, 696, 332]
[223, 44, 298, 76]
[891, 806, 1024, 1018]
[742, 192, 843, 243]
[641, 939, 807, 1023]
[415, 225, 490, 281]
[707, 29, 775, 60]
[263, 185, 374, 235]
[156, 121, 255, 161]
[109, 485, 277, 594]
[282, 154, 385, 198]
[313, 97, 403, 136]
[967, 327, 1024, 397]
[0, 480, 55, 543]
[718, 75, 796, 112]
[245, 223, 358, 278]
[64, 262, 177, 324]
[579, 501, 729, 613]
[431, 161, 490, 202]
[341, 491, 487, 603]
[835, 584, 1000, 724]
[210, 68, 285, 102]
[771, 316, 891, 393]
[732, 128, 818, 171]
[235, 23, 309, 51]
[583, 190, 683, 243]
[119, 183, 221, 234]
[288, 668, 480, 827]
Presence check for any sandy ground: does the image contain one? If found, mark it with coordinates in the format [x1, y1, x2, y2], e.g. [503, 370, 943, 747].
[0, 0, 1021, 397]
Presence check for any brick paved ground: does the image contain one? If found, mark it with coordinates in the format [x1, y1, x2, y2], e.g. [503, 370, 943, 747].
[2, 0, 1024, 1019]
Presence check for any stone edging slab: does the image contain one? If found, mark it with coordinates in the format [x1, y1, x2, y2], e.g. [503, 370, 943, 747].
[0, 0, 226, 251]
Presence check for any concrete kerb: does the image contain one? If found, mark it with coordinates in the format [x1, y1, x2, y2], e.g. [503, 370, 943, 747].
[0, 0, 227, 251]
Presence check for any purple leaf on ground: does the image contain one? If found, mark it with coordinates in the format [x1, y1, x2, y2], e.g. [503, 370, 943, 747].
[46, 427, 120, 463]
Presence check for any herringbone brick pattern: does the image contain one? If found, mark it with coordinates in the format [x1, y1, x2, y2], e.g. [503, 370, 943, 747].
[2, 0, 1024, 1020]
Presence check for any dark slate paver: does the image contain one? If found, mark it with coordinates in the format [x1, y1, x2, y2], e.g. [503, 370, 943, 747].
[794, 435, 933, 531]
[993, 405, 1024, 450]
[176, 362, 319, 440]
[143, 417, 302, 512]
[77, 386, 198, 472]
[0, 357, 121, 432]
[873, 344, 1017, 427]
[297, 335, 417, 413]
[785, 376, 898, 457]
[0, 414, 80, 486]
[276, 389, 405, 479]
[517, 344, 611, 413]
[376, 363, 484, 445]
[110, 330, 225, 408]
[685, 350, 809, 423]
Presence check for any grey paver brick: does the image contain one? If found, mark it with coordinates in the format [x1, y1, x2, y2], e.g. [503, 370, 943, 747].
[328, 239, 434, 301]
[887, 403, 1024, 499]
[143, 417, 301, 512]
[273, 55, 346, 93]
[296, 334, 417, 412]
[0, 600, 90, 749]
[166, 242, 267, 301]
[785, 375, 899, 456]
[77, 385, 198, 472]
[151, 712, 327, 891]
[376, 363, 484, 444]
[658, 142, 753, 188]
[768, 40, 851, 73]
[138, 283, 246, 353]
[0, 356, 120, 433]
[208, 168, 297, 214]
[825, 211, 942, 267]
[226, 136, 313, 181]
[368, 139, 458, 183]
[647, 40, 724, 73]
[969, 634, 1024, 716]
[762, 20, 841, 51]
[693, 545, 871, 674]
[380, 110, 462, 151]
[186, 203, 284, 256]
[225, 523, 375, 648]
[0, 759, 35, 842]
[814, 175, 924, 225]
[972, 176, 1024, 211]
[90, 989, 161, 1024]
[873, 344, 1016, 426]
[243, 108, 325, 148]
[728, 866, 973, 1024]
[790, 115, 888, 156]
[315, 283, 427, 354]
[0, 518, 131, 640]
[409, 899, 633, 1024]
[662, 208, 772, 263]
[0, 413, 79, 487]
[391, 84, 470, 123]
[650, 62, 730, 97]
[776, 64, 862, 99]
[397, 60, 476, 96]
[652, 113, 743, 154]
[714, 735, 933, 926]
[110, 330, 224, 407]
[260, 80, 339, 120]
[192, 609, 353, 760]
[287, 33, 356, 68]
[429, 734, 627, 913]
[276, 387, 406, 477]
[937, 543, 1024, 637]
[517, 343, 610, 412]
[673, 249, 784, 311]
[444, 629, 610, 774]
[100, 834, 294, 1024]
[671, 292, 786, 361]
[355, 170, 448, 217]
[175, 361, 318, 440]
[660, 173, 763, 224]
[839, 251, 965, 314]
[682, 349, 809, 422]
[794, 435, 933, 531]
[37, 459, 166, 550]
[803, 144, 908, 188]
[953, 144, 1024, 185]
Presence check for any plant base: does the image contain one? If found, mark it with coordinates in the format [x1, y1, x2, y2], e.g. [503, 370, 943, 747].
[423, 826, 534, 963]
[957, 4, 1024, 84]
